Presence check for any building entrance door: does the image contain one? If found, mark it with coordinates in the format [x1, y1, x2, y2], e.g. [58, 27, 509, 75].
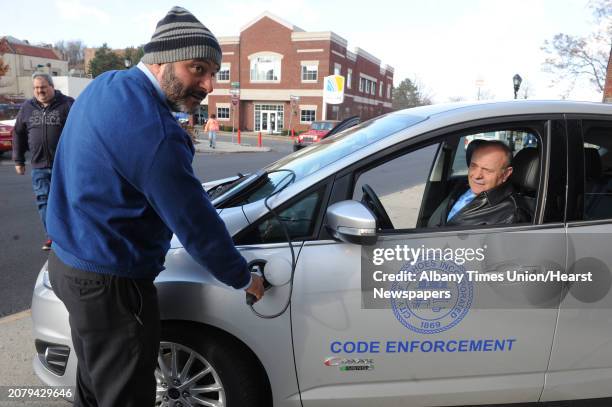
[260, 111, 278, 134]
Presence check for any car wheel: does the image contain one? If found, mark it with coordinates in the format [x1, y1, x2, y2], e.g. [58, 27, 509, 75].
[156, 322, 270, 407]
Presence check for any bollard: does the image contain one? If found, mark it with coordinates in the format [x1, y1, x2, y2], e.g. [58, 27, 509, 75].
[258, 132, 262, 147]
[291, 128, 295, 140]
[237, 129, 241, 145]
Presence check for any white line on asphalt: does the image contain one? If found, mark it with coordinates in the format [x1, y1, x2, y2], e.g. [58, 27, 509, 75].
[0, 309, 31, 324]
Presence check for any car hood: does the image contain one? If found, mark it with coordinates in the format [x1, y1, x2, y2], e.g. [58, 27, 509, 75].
[302, 129, 328, 137]
[169, 204, 250, 249]
[0, 119, 15, 127]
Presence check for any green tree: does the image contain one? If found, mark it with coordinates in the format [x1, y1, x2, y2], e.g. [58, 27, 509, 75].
[392, 78, 432, 110]
[542, 0, 612, 96]
[88, 43, 124, 77]
[123, 46, 144, 67]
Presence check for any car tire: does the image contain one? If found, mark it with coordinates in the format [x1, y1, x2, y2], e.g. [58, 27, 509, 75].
[157, 321, 271, 407]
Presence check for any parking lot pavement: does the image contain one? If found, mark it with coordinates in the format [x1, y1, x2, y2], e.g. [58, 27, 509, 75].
[0, 311, 70, 407]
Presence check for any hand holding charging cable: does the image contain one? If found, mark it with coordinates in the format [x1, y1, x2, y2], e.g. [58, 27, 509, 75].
[245, 270, 265, 306]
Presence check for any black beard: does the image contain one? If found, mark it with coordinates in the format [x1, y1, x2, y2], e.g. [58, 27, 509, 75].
[160, 63, 206, 113]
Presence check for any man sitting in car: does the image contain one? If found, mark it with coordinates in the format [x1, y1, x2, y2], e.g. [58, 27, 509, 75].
[428, 140, 531, 227]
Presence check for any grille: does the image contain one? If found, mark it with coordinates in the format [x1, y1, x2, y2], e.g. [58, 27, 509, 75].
[35, 340, 70, 376]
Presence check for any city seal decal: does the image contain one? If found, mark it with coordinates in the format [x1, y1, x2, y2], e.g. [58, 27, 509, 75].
[391, 259, 473, 334]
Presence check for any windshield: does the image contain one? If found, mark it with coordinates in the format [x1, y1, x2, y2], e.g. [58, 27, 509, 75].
[0, 104, 21, 121]
[310, 121, 336, 131]
[213, 113, 427, 206]
[267, 114, 426, 178]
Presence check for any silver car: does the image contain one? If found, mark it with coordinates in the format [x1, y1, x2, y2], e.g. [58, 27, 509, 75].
[32, 100, 612, 406]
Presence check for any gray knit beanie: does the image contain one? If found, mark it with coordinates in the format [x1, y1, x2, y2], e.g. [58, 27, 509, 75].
[141, 6, 222, 67]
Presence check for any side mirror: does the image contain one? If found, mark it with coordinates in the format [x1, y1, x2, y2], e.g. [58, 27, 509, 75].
[325, 200, 377, 245]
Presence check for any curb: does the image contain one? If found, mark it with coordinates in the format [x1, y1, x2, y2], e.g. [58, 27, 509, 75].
[194, 140, 271, 154]
[0, 309, 31, 324]
[198, 129, 295, 142]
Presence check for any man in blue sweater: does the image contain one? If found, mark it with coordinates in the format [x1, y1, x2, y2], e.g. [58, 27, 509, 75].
[46, 7, 264, 407]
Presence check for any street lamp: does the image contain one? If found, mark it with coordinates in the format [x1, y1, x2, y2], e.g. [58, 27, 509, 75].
[513, 74, 522, 99]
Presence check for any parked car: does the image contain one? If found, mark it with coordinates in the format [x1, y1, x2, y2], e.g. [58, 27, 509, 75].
[293, 116, 359, 151]
[32, 100, 612, 407]
[0, 119, 15, 156]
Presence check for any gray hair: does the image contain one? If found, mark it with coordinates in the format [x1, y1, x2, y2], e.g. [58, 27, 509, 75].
[467, 139, 513, 168]
[32, 72, 54, 87]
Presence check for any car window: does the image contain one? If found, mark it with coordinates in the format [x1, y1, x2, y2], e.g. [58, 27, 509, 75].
[235, 188, 324, 245]
[351, 124, 542, 231]
[352, 144, 439, 229]
[581, 120, 612, 221]
[0, 104, 21, 121]
[451, 130, 540, 176]
[310, 122, 332, 130]
[211, 114, 426, 209]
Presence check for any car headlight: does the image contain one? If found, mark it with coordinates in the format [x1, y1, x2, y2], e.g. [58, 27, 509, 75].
[42, 269, 52, 289]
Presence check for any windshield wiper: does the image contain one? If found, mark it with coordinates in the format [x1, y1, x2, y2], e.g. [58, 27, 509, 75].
[207, 172, 250, 200]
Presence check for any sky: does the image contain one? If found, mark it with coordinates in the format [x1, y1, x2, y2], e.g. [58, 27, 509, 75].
[1, 0, 606, 103]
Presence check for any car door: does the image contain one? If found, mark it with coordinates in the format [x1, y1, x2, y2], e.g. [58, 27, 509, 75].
[542, 117, 612, 402]
[291, 117, 567, 407]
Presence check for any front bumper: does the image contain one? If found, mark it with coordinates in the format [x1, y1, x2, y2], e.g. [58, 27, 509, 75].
[31, 262, 77, 389]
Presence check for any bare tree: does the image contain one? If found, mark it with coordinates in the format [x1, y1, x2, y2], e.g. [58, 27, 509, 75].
[477, 88, 496, 101]
[54, 40, 86, 71]
[448, 96, 467, 103]
[542, 0, 612, 95]
[520, 79, 534, 99]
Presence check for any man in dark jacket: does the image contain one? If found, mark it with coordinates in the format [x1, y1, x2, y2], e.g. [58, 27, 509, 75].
[428, 140, 531, 227]
[12, 72, 74, 250]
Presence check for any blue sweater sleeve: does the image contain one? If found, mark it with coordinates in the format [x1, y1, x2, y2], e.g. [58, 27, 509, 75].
[142, 135, 251, 290]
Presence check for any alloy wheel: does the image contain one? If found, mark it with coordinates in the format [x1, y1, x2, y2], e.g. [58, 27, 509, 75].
[155, 341, 226, 407]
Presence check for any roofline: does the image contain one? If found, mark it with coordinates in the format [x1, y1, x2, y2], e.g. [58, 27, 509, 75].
[218, 36, 240, 45]
[291, 31, 348, 47]
[240, 11, 304, 33]
[352, 47, 380, 66]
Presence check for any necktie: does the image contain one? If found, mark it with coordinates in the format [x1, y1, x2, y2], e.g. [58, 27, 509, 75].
[447, 189, 476, 221]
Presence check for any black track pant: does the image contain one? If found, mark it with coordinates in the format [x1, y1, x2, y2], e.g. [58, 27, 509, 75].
[48, 251, 161, 407]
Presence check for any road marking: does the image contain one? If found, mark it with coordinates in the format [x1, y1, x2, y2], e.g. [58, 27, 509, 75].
[0, 309, 31, 324]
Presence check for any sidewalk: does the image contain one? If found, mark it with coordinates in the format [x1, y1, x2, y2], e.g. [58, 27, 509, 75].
[193, 127, 296, 142]
[194, 139, 271, 153]
[0, 310, 70, 406]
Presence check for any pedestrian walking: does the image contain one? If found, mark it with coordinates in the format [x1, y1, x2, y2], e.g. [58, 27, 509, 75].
[12, 72, 74, 251]
[45, 6, 264, 407]
[204, 113, 219, 148]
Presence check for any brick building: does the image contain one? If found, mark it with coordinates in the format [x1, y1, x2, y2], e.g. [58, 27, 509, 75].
[603, 46, 612, 103]
[207, 12, 394, 133]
